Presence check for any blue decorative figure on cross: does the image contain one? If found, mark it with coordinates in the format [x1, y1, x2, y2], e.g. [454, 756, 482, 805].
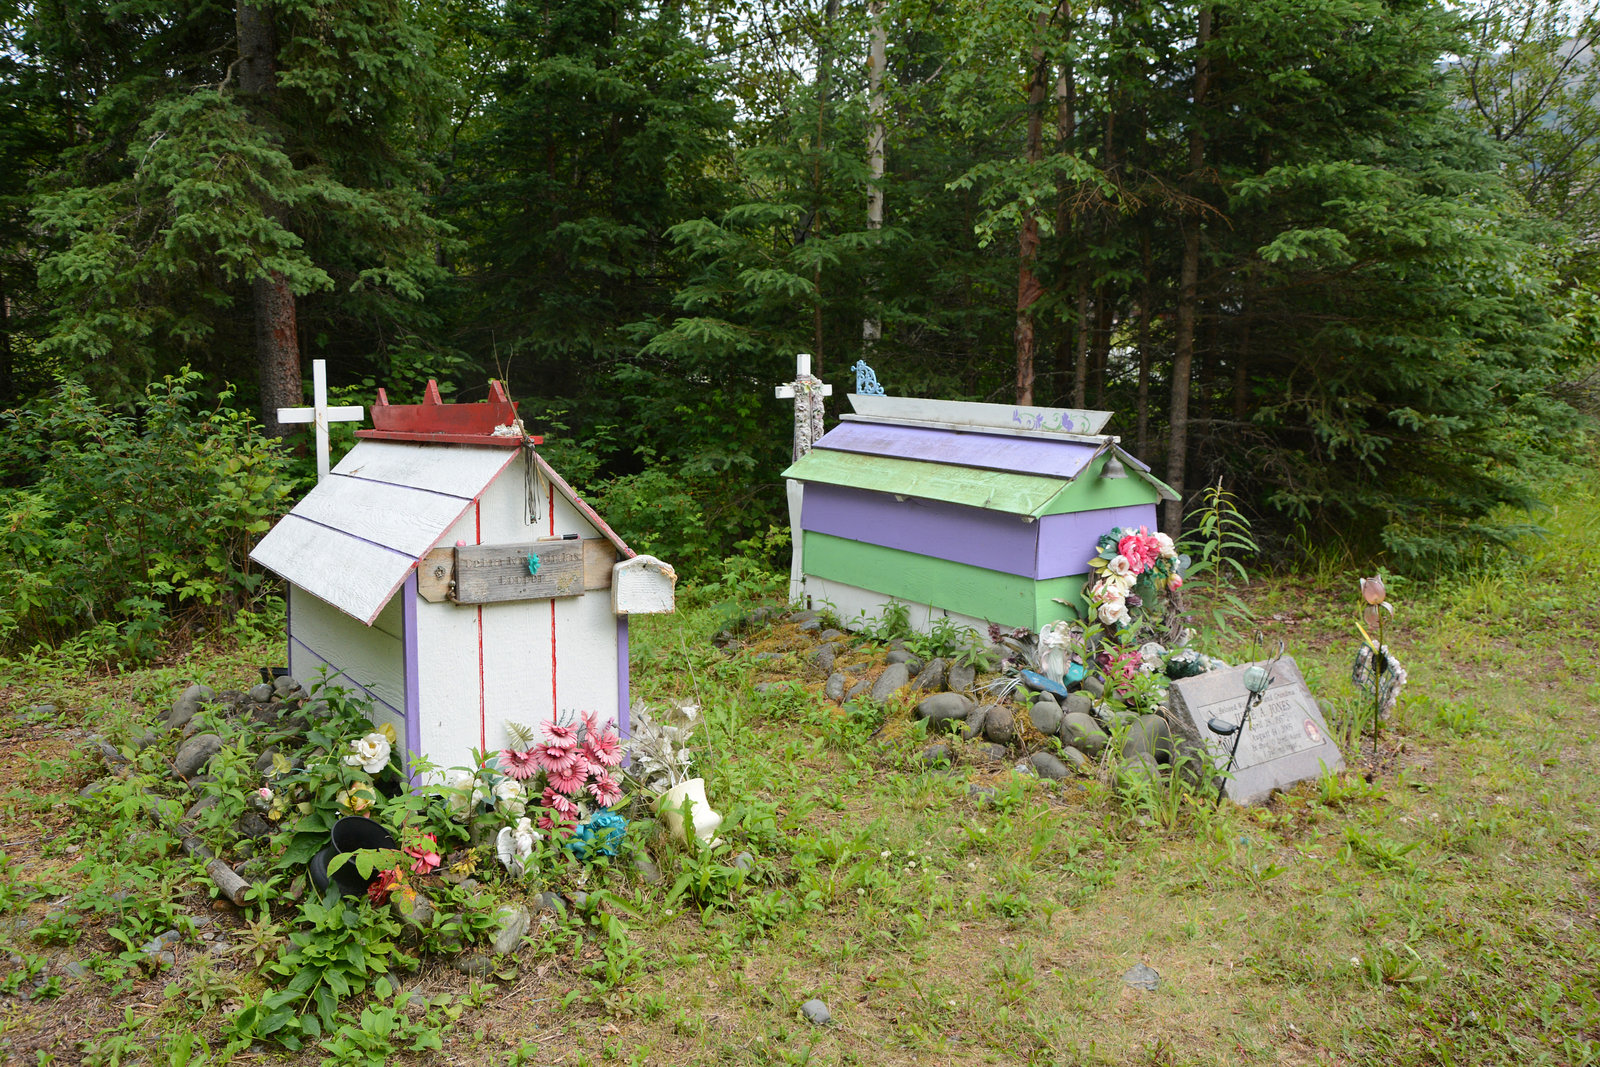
[527, 553, 541, 577]
[851, 360, 886, 396]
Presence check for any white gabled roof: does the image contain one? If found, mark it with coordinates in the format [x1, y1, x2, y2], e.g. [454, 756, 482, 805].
[250, 440, 632, 625]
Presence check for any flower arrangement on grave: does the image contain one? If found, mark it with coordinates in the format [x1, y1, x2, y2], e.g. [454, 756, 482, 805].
[1082, 525, 1184, 630]
[1352, 575, 1405, 747]
[626, 700, 722, 845]
[488, 712, 627, 875]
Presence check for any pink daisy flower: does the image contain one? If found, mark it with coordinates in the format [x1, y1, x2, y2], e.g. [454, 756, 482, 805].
[587, 773, 622, 807]
[543, 722, 578, 747]
[500, 748, 540, 780]
[542, 787, 580, 818]
[547, 762, 587, 795]
[533, 744, 580, 775]
[537, 813, 574, 835]
[583, 731, 623, 768]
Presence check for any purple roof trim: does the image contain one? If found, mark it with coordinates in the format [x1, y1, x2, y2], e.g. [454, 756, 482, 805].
[813, 422, 1100, 480]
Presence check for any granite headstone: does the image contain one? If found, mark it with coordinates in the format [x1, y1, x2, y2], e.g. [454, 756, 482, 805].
[1166, 656, 1343, 805]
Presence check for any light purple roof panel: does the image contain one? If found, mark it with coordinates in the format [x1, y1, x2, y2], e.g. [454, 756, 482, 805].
[813, 422, 1102, 480]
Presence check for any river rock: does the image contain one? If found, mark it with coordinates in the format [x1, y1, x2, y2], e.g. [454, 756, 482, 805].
[845, 678, 872, 702]
[1116, 752, 1162, 794]
[271, 674, 301, 698]
[1060, 712, 1109, 756]
[982, 705, 1015, 745]
[1064, 692, 1095, 718]
[1081, 676, 1105, 698]
[913, 657, 947, 692]
[492, 904, 531, 955]
[633, 853, 663, 885]
[801, 998, 831, 1025]
[870, 663, 912, 703]
[796, 617, 822, 633]
[171, 734, 224, 779]
[164, 684, 214, 730]
[917, 744, 952, 767]
[948, 663, 976, 693]
[914, 692, 975, 731]
[886, 649, 923, 674]
[454, 953, 494, 978]
[811, 643, 838, 675]
[1029, 751, 1073, 781]
[1123, 962, 1159, 991]
[825, 672, 847, 702]
[235, 813, 274, 839]
[1028, 697, 1062, 736]
[963, 703, 991, 740]
[1121, 715, 1170, 759]
[974, 743, 1009, 761]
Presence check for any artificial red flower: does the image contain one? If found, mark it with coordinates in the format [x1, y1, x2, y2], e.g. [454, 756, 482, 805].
[368, 866, 403, 907]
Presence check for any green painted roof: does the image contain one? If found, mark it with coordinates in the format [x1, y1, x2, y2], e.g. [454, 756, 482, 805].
[782, 446, 1167, 517]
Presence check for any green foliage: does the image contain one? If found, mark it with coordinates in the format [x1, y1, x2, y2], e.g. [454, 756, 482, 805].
[0, 371, 289, 655]
[232, 894, 417, 1049]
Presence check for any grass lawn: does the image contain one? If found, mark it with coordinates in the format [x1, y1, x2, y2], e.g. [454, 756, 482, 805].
[0, 460, 1596, 1066]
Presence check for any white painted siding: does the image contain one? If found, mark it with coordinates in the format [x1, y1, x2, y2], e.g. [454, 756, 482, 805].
[289, 586, 408, 746]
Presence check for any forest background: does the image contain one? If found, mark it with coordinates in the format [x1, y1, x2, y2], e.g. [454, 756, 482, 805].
[0, 0, 1597, 655]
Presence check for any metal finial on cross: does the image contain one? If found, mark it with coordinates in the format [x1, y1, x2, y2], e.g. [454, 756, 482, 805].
[277, 359, 365, 482]
[774, 352, 833, 462]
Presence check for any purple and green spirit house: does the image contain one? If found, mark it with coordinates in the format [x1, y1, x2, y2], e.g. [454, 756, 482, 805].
[781, 392, 1178, 635]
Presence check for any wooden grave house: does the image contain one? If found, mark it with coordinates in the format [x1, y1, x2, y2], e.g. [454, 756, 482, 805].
[780, 392, 1177, 635]
[250, 380, 676, 773]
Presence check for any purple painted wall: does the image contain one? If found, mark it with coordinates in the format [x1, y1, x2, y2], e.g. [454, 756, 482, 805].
[1034, 504, 1160, 579]
[616, 615, 630, 740]
[803, 484, 1160, 581]
[401, 572, 421, 782]
[815, 422, 1098, 479]
[802, 482, 1038, 577]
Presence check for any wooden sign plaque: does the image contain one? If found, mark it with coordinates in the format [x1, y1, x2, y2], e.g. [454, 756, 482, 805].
[451, 539, 586, 604]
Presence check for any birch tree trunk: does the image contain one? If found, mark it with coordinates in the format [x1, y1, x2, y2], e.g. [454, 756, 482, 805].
[863, 0, 886, 356]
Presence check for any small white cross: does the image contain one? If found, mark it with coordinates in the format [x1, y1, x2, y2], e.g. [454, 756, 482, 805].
[775, 353, 833, 461]
[278, 359, 365, 482]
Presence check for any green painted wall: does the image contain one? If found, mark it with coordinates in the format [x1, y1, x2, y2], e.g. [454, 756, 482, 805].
[1038, 453, 1163, 515]
[803, 532, 1086, 630]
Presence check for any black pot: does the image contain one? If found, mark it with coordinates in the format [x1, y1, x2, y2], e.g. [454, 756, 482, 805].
[307, 817, 399, 899]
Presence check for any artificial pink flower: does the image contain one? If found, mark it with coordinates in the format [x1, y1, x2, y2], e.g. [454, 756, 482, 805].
[404, 833, 440, 875]
[583, 730, 623, 768]
[1117, 528, 1161, 573]
[543, 722, 578, 747]
[547, 762, 587, 795]
[579, 710, 601, 738]
[587, 773, 622, 807]
[500, 748, 540, 780]
[533, 744, 580, 776]
[537, 813, 574, 835]
[542, 787, 580, 819]
[1169, 574, 1183, 589]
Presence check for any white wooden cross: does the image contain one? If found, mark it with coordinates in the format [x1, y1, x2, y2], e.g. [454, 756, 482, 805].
[774, 352, 833, 462]
[277, 359, 365, 483]
[775, 352, 833, 604]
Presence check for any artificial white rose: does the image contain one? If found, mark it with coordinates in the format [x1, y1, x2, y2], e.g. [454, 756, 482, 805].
[444, 768, 486, 818]
[1154, 532, 1176, 558]
[343, 732, 391, 774]
[1106, 554, 1132, 577]
[1100, 573, 1133, 598]
[1097, 599, 1130, 627]
[493, 776, 526, 817]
